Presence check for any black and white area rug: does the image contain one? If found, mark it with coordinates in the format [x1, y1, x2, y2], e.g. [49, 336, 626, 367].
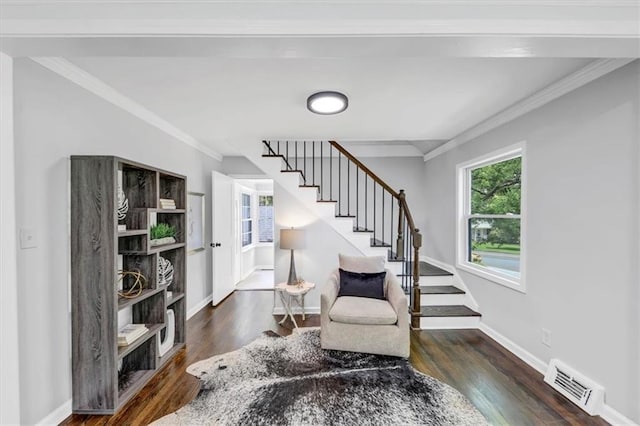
[153, 329, 487, 425]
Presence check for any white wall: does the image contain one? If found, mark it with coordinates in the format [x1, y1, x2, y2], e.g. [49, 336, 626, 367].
[274, 182, 362, 311]
[13, 58, 221, 424]
[422, 61, 639, 422]
[0, 52, 21, 426]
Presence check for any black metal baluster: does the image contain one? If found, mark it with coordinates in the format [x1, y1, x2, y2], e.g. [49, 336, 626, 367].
[295, 141, 298, 171]
[373, 181, 377, 242]
[382, 187, 385, 245]
[320, 142, 324, 200]
[286, 141, 289, 170]
[338, 153, 341, 215]
[390, 193, 394, 250]
[348, 167, 351, 215]
[312, 141, 316, 187]
[277, 140, 280, 155]
[356, 166, 359, 230]
[365, 176, 368, 231]
[303, 141, 306, 184]
[330, 145, 333, 201]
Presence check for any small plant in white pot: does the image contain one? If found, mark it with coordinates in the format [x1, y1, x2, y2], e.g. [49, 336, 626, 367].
[150, 223, 176, 247]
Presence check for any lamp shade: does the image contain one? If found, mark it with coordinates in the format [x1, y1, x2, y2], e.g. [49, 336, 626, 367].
[280, 228, 305, 250]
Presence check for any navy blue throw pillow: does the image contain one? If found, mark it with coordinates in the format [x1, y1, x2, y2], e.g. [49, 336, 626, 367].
[338, 269, 386, 300]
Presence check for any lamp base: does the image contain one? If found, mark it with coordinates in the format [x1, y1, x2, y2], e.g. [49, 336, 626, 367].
[287, 249, 298, 285]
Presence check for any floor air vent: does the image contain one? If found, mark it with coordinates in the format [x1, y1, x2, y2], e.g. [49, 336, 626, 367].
[543, 359, 604, 415]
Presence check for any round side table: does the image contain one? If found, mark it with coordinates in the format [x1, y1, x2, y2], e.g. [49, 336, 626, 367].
[275, 281, 316, 329]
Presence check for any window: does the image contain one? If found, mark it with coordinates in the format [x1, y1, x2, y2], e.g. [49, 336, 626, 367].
[457, 143, 525, 291]
[241, 193, 252, 247]
[258, 195, 274, 243]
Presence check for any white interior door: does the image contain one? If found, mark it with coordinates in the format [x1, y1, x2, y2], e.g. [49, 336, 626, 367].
[211, 171, 235, 306]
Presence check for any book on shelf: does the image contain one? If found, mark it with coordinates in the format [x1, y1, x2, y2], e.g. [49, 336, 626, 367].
[159, 198, 176, 209]
[118, 224, 127, 232]
[118, 323, 149, 346]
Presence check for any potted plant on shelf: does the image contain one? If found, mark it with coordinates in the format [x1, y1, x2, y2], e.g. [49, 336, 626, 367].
[150, 223, 176, 247]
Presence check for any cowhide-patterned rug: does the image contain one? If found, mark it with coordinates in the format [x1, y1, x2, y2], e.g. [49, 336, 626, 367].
[152, 329, 487, 425]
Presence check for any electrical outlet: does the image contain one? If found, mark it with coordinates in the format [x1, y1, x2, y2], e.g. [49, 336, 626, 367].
[20, 227, 37, 249]
[542, 328, 552, 347]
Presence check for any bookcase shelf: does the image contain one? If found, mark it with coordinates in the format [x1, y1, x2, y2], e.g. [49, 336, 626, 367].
[71, 156, 187, 415]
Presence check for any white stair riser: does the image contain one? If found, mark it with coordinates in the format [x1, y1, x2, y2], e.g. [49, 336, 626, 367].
[419, 316, 480, 329]
[420, 293, 467, 306]
[419, 275, 455, 286]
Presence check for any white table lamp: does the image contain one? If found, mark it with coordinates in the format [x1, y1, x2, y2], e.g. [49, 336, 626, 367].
[280, 228, 305, 285]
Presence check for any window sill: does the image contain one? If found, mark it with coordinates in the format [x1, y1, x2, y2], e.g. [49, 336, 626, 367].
[241, 244, 255, 253]
[256, 242, 274, 247]
[456, 261, 526, 293]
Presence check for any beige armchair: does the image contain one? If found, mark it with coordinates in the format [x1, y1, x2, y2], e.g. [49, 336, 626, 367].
[320, 269, 410, 358]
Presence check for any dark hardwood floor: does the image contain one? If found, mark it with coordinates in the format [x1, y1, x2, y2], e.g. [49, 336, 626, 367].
[62, 290, 608, 425]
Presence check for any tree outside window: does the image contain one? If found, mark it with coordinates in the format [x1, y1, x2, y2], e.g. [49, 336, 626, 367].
[464, 152, 523, 283]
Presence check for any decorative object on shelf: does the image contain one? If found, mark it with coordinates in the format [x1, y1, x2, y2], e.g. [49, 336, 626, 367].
[117, 270, 146, 299]
[118, 323, 149, 347]
[280, 227, 306, 285]
[158, 309, 175, 357]
[160, 198, 177, 209]
[150, 223, 176, 247]
[117, 185, 129, 232]
[158, 256, 174, 287]
[187, 192, 205, 253]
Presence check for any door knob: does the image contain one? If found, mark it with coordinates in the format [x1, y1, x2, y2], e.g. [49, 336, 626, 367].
[210, 242, 222, 247]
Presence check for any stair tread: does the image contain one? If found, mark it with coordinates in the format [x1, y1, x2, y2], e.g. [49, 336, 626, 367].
[281, 169, 304, 173]
[262, 154, 284, 158]
[317, 199, 337, 203]
[413, 305, 481, 317]
[398, 262, 453, 276]
[420, 286, 465, 295]
[403, 286, 465, 295]
[353, 227, 374, 233]
[388, 251, 405, 262]
[336, 215, 356, 218]
[300, 185, 320, 188]
[371, 238, 391, 248]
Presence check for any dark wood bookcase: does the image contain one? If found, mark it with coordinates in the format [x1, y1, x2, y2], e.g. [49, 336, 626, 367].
[70, 156, 187, 414]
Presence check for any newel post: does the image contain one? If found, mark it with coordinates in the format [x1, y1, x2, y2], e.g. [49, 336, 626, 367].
[411, 229, 423, 329]
[396, 190, 405, 260]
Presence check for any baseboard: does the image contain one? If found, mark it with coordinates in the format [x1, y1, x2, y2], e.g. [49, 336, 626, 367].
[255, 265, 274, 270]
[600, 405, 638, 426]
[478, 322, 547, 375]
[36, 399, 71, 426]
[187, 294, 213, 320]
[272, 306, 320, 316]
[478, 323, 637, 425]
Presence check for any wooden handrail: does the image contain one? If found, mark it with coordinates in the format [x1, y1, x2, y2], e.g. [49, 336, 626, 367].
[329, 141, 400, 199]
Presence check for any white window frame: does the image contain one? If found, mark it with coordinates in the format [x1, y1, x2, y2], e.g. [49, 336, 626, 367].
[240, 192, 253, 249]
[456, 141, 527, 293]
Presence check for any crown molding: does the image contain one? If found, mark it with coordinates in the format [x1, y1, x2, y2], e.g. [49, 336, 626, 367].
[31, 57, 222, 161]
[1, 0, 637, 5]
[424, 58, 636, 162]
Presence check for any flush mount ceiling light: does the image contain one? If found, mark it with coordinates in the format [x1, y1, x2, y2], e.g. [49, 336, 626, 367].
[307, 91, 348, 115]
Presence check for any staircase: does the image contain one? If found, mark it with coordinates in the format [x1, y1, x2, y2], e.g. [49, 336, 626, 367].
[256, 140, 480, 329]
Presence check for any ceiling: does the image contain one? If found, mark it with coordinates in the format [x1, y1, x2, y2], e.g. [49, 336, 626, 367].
[3, 0, 636, 158]
[66, 56, 592, 156]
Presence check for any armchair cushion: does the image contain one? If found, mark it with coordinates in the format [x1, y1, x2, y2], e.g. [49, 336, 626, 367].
[338, 254, 385, 273]
[337, 269, 386, 300]
[329, 296, 398, 325]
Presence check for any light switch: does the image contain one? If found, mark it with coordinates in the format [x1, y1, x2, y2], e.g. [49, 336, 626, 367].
[20, 228, 37, 249]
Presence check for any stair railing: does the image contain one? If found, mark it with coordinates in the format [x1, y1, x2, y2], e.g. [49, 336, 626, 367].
[263, 140, 423, 328]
